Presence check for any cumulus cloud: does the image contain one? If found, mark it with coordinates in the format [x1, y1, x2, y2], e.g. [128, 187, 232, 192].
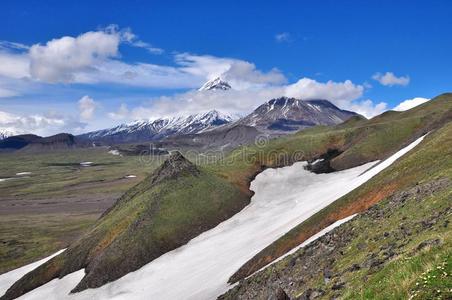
[0, 51, 29, 79]
[372, 72, 410, 86]
[29, 30, 120, 83]
[0, 110, 86, 136]
[0, 25, 287, 91]
[275, 32, 291, 43]
[0, 26, 165, 86]
[78, 95, 97, 120]
[285, 78, 364, 104]
[393, 97, 429, 111]
[108, 103, 130, 120]
[348, 99, 387, 118]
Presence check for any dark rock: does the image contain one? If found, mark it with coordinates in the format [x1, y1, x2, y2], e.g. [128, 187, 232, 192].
[349, 264, 361, 272]
[331, 282, 345, 290]
[416, 239, 442, 251]
[274, 287, 291, 300]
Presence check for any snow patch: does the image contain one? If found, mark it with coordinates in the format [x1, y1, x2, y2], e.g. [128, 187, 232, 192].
[0, 249, 65, 297]
[16, 172, 32, 176]
[108, 150, 121, 156]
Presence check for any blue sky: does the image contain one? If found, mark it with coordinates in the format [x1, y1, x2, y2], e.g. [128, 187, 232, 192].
[0, 0, 451, 135]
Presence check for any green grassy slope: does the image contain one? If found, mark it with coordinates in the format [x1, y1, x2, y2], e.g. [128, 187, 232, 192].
[226, 94, 452, 282]
[2, 94, 451, 299]
[220, 111, 452, 299]
[0, 147, 159, 274]
[1, 152, 250, 300]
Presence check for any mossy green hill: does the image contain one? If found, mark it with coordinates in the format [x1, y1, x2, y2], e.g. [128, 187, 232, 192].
[2, 93, 451, 300]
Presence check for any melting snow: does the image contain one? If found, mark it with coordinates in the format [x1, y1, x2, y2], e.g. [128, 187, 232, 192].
[108, 150, 121, 156]
[0, 250, 65, 297]
[16, 172, 32, 176]
[0, 135, 426, 300]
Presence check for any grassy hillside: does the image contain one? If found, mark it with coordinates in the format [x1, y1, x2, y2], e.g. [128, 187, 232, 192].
[1, 94, 450, 299]
[224, 93, 452, 282]
[0, 147, 160, 274]
[1, 152, 250, 300]
[220, 112, 452, 299]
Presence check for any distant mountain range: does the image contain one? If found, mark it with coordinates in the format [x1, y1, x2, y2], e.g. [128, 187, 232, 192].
[79, 110, 233, 144]
[0, 133, 88, 152]
[1, 78, 360, 150]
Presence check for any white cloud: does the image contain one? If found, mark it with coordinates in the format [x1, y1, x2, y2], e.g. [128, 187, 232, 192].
[349, 99, 387, 118]
[0, 26, 285, 91]
[119, 28, 164, 54]
[78, 95, 97, 120]
[108, 103, 130, 120]
[0, 110, 86, 136]
[176, 53, 286, 89]
[0, 51, 29, 79]
[393, 97, 429, 111]
[275, 32, 291, 43]
[285, 78, 364, 104]
[29, 30, 120, 83]
[372, 72, 410, 86]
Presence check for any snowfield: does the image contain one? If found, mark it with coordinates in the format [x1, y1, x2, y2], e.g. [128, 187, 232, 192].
[0, 249, 65, 297]
[0, 135, 426, 300]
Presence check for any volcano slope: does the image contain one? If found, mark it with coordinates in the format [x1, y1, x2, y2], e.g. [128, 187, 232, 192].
[2, 93, 451, 300]
[220, 119, 452, 300]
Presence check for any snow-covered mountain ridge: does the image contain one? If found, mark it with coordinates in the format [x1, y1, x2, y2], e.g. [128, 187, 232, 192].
[79, 110, 233, 144]
[198, 77, 232, 91]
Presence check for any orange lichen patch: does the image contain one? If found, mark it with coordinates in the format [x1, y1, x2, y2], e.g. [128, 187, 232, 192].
[88, 216, 136, 258]
[333, 183, 399, 218]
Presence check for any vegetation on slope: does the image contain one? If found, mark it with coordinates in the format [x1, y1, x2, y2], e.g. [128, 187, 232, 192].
[220, 115, 452, 299]
[0, 147, 157, 274]
[1, 152, 249, 299]
[2, 93, 451, 299]
[226, 93, 452, 282]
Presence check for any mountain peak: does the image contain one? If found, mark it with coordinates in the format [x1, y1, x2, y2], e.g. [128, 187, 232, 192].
[151, 151, 199, 184]
[199, 77, 232, 91]
[238, 97, 358, 132]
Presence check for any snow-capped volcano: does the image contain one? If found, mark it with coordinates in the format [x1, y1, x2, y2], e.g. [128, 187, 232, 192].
[198, 77, 232, 91]
[79, 110, 233, 144]
[238, 97, 359, 132]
